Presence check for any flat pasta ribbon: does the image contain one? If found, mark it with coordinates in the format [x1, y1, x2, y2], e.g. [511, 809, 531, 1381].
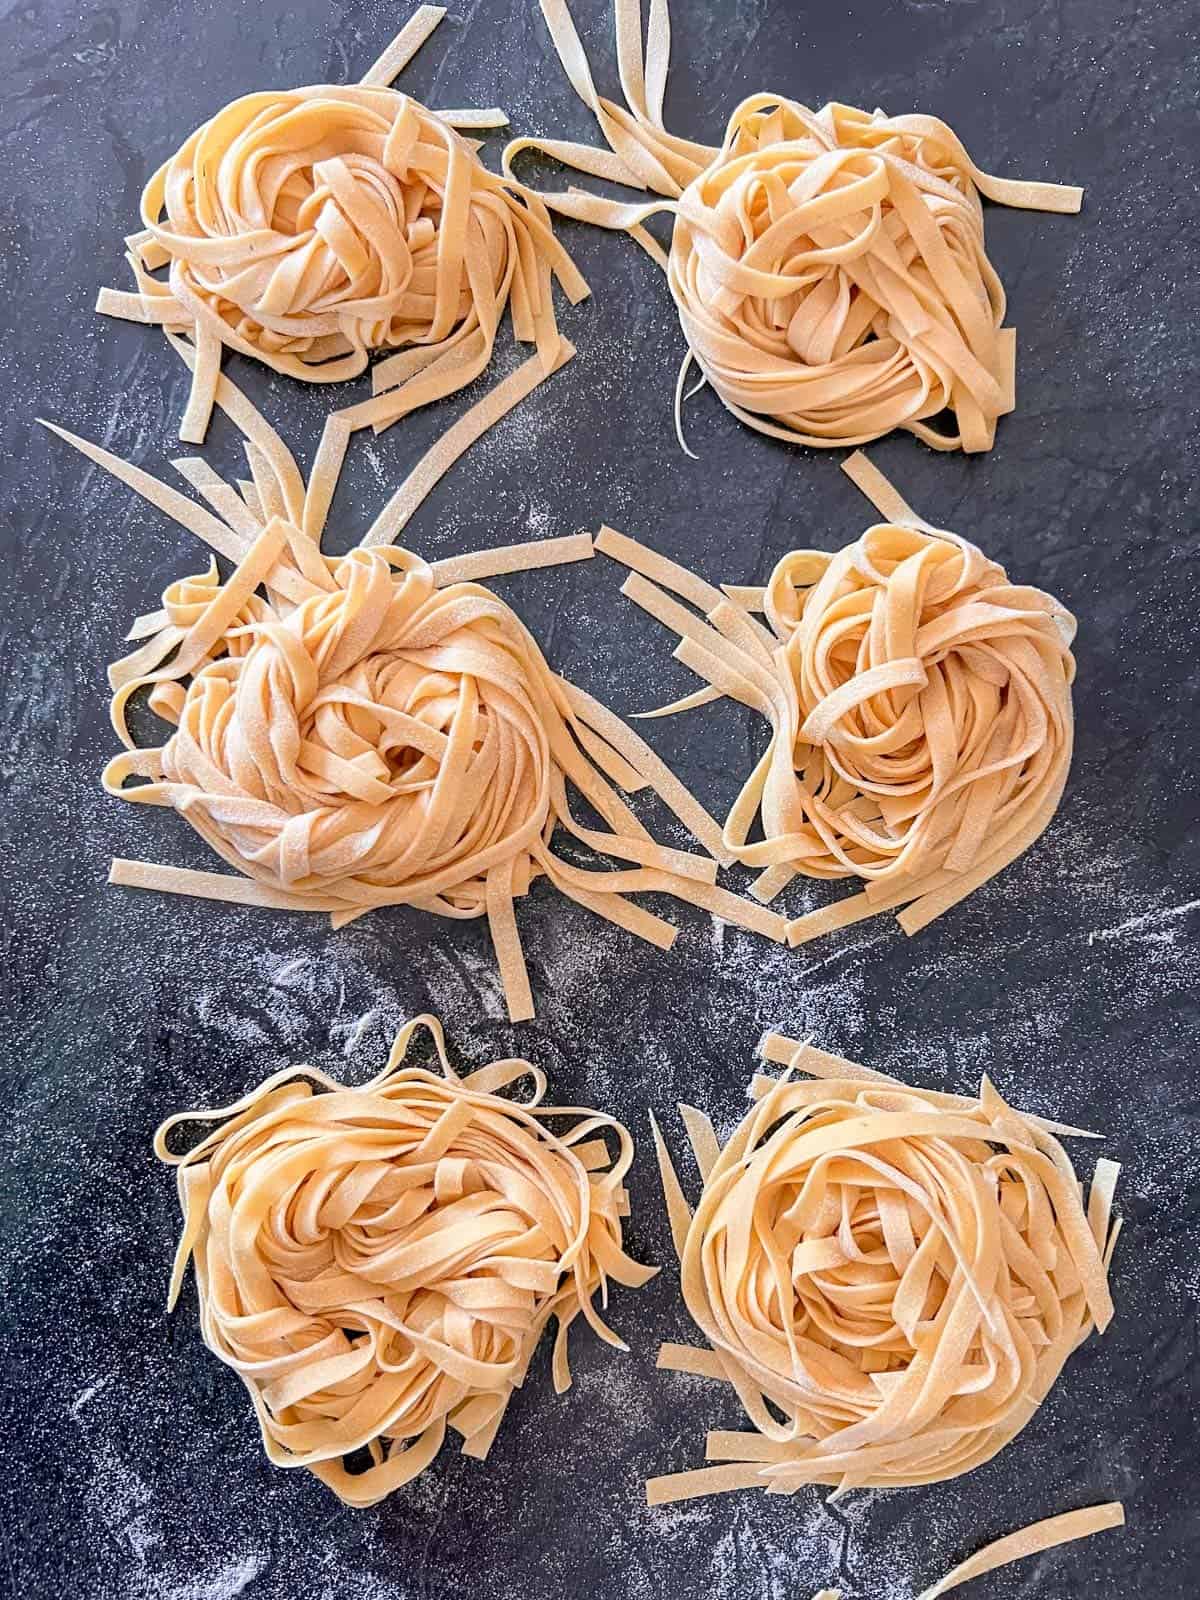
[506, 0, 1082, 454]
[41, 371, 786, 1023]
[155, 1014, 657, 1506]
[96, 5, 588, 499]
[802, 1501, 1125, 1600]
[647, 1030, 1122, 1506]
[596, 451, 1076, 944]
[914, 1501, 1125, 1599]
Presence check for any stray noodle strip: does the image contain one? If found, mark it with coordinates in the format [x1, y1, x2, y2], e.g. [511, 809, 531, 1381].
[156, 1014, 656, 1506]
[915, 1502, 1125, 1599]
[597, 452, 1076, 943]
[646, 1029, 1120, 1506]
[505, 0, 1081, 454]
[41, 389, 786, 1023]
[96, 5, 588, 527]
[802, 1502, 1123, 1600]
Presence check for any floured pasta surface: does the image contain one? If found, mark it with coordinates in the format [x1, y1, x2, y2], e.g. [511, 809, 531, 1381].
[507, 0, 1082, 453]
[647, 1030, 1121, 1506]
[597, 452, 1076, 944]
[155, 1014, 656, 1506]
[97, 5, 586, 458]
[42, 359, 786, 1023]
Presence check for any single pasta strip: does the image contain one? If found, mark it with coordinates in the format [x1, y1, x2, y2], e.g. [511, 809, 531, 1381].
[46, 397, 785, 1023]
[794, 1504, 1122, 1600]
[840, 449, 933, 531]
[434, 107, 510, 130]
[95, 6, 588, 526]
[109, 859, 337, 914]
[507, 0, 1081, 454]
[596, 453, 1076, 944]
[155, 1014, 656, 1506]
[645, 1030, 1121, 1506]
[359, 4, 446, 85]
[361, 340, 578, 547]
[915, 1503, 1125, 1600]
[430, 530, 595, 586]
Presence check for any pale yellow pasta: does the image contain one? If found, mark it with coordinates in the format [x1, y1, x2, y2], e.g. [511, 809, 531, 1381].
[155, 1014, 656, 1506]
[596, 452, 1076, 945]
[804, 1502, 1124, 1600]
[915, 1502, 1125, 1599]
[42, 370, 786, 1023]
[647, 1030, 1121, 1505]
[96, 4, 587, 481]
[507, 0, 1082, 454]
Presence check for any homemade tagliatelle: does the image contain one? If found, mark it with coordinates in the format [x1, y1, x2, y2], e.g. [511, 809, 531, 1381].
[647, 1030, 1121, 1505]
[155, 1014, 656, 1506]
[597, 451, 1076, 945]
[506, 0, 1082, 453]
[97, 4, 587, 478]
[42, 373, 785, 1023]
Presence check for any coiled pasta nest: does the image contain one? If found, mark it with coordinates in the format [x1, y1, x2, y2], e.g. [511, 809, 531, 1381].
[157, 1016, 656, 1506]
[648, 1033, 1121, 1504]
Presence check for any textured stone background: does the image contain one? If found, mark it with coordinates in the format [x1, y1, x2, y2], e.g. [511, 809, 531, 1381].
[1, 2, 1197, 1597]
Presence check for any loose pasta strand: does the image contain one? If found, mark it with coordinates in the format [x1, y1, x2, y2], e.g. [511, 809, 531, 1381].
[801, 1503, 1124, 1600]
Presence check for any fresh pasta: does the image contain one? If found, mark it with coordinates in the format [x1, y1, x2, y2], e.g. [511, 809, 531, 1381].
[507, 0, 1082, 454]
[803, 1502, 1125, 1600]
[647, 1029, 1121, 1505]
[596, 451, 1076, 945]
[96, 4, 587, 484]
[914, 1502, 1125, 1600]
[155, 1014, 656, 1506]
[41, 365, 786, 1023]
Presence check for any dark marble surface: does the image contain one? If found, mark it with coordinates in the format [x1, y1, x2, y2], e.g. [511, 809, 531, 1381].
[1, 2, 1198, 1597]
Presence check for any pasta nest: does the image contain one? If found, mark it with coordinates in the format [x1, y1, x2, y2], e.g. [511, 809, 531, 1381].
[650, 1053, 1119, 1501]
[599, 486, 1076, 940]
[669, 97, 1018, 452]
[157, 1016, 654, 1506]
[71, 391, 788, 1022]
[137, 87, 574, 385]
[754, 517, 1077, 895]
[507, 0, 1081, 454]
[118, 545, 592, 923]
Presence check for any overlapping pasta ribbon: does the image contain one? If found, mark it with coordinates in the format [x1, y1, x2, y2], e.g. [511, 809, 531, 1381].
[506, 0, 1082, 453]
[41, 349, 785, 1022]
[596, 452, 1076, 943]
[96, 5, 587, 491]
[647, 1030, 1121, 1505]
[156, 1015, 656, 1506]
